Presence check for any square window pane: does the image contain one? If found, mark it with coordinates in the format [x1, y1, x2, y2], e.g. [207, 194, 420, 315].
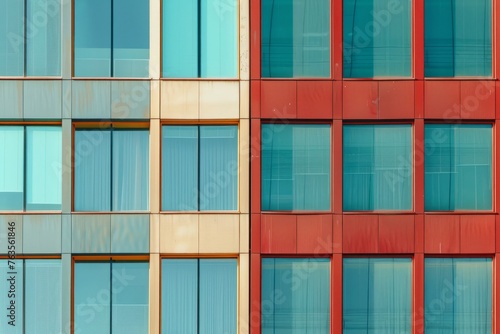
[0, 126, 24, 210]
[262, 258, 330, 333]
[425, 124, 492, 211]
[0, 0, 24, 76]
[343, 0, 411, 77]
[343, 124, 412, 211]
[0, 260, 24, 334]
[425, 258, 492, 333]
[343, 258, 412, 333]
[262, 0, 330, 78]
[425, 0, 492, 77]
[262, 124, 331, 211]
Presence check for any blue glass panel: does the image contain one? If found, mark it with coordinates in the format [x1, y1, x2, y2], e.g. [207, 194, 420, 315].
[425, 258, 492, 333]
[0, 260, 23, 334]
[343, 125, 412, 211]
[26, 126, 62, 211]
[162, 126, 199, 211]
[199, 126, 238, 210]
[26, 0, 61, 76]
[74, 0, 111, 77]
[199, 259, 237, 334]
[112, 130, 149, 211]
[343, 0, 411, 77]
[162, 0, 198, 77]
[425, 0, 492, 77]
[425, 124, 492, 211]
[162, 259, 198, 334]
[25, 260, 62, 334]
[0, 126, 24, 210]
[113, 0, 149, 77]
[262, 258, 330, 333]
[262, 124, 331, 211]
[343, 258, 412, 333]
[112, 262, 149, 333]
[74, 130, 111, 211]
[74, 262, 111, 334]
[262, 0, 330, 78]
[0, 0, 24, 75]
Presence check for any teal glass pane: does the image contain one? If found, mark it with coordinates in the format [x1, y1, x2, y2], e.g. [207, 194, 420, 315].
[25, 260, 62, 334]
[26, 126, 62, 211]
[199, 126, 238, 210]
[425, 0, 492, 77]
[0, 0, 24, 76]
[262, 0, 330, 78]
[262, 124, 331, 211]
[425, 124, 492, 211]
[343, 0, 411, 77]
[74, 130, 111, 211]
[200, 0, 237, 77]
[199, 259, 237, 334]
[0, 126, 24, 210]
[113, 0, 149, 77]
[112, 262, 149, 333]
[343, 258, 412, 333]
[0, 260, 23, 334]
[112, 130, 149, 211]
[74, 0, 111, 76]
[262, 258, 330, 333]
[425, 258, 492, 333]
[26, 0, 61, 76]
[74, 263, 111, 334]
[343, 125, 412, 211]
[162, 126, 198, 210]
[162, 0, 198, 77]
[162, 259, 198, 334]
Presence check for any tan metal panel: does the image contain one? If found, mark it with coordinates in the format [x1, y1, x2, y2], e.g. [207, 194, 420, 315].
[72, 81, 111, 119]
[161, 81, 199, 119]
[198, 214, 239, 253]
[22, 215, 61, 254]
[111, 81, 150, 119]
[199, 81, 239, 119]
[0, 81, 23, 119]
[24, 80, 62, 119]
[159, 214, 199, 253]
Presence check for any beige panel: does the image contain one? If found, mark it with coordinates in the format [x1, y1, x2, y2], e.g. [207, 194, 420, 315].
[61, 0, 72, 78]
[72, 81, 111, 119]
[199, 81, 239, 119]
[0, 81, 22, 119]
[239, 81, 249, 119]
[150, 214, 160, 253]
[0, 215, 22, 255]
[149, 0, 161, 79]
[24, 81, 62, 119]
[239, 214, 249, 253]
[150, 119, 161, 213]
[160, 214, 199, 253]
[111, 81, 150, 119]
[239, 0, 250, 80]
[149, 253, 160, 334]
[161, 81, 199, 119]
[150, 80, 160, 119]
[23, 215, 61, 254]
[199, 214, 239, 253]
[62, 80, 72, 118]
[61, 119, 72, 213]
[239, 254, 250, 334]
[239, 119, 250, 213]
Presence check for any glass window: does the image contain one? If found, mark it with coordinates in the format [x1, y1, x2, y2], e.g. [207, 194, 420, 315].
[425, 0, 492, 77]
[0, 0, 61, 76]
[161, 259, 237, 334]
[163, 0, 238, 78]
[425, 258, 492, 333]
[343, 0, 411, 78]
[343, 258, 412, 333]
[162, 125, 238, 211]
[0, 259, 61, 334]
[343, 124, 412, 211]
[261, 258, 330, 333]
[261, 0, 330, 78]
[74, 0, 149, 77]
[74, 128, 149, 211]
[74, 261, 149, 334]
[0, 126, 62, 211]
[425, 124, 492, 211]
[261, 124, 331, 211]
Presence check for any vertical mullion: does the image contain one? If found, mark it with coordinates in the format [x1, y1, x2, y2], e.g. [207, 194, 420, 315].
[197, 259, 200, 334]
[24, 0, 27, 75]
[197, 0, 201, 77]
[110, 262, 113, 334]
[110, 0, 114, 76]
[110, 129, 113, 211]
[22, 260, 26, 333]
[23, 126, 27, 210]
[197, 126, 201, 210]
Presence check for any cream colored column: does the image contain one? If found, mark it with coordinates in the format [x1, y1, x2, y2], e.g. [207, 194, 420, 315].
[239, 0, 250, 80]
[149, 0, 161, 79]
[150, 119, 161, 213]
[149, 253, 160, 334]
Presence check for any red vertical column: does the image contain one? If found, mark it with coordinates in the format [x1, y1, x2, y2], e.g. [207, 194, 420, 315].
[413, 0, 424, 79]
[332, 0, 343, 80]
[250, 0, 261, 79]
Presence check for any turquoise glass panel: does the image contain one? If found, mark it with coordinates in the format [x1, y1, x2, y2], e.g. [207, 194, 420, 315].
[0, 260, 23, 334]
[0, 0, 24, 75]
[0, 126, 24, 210]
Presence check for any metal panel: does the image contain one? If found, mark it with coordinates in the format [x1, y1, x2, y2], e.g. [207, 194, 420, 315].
[62, 80, 71, 118]
[260, 215, 296, 254]
[0, 215, 23, 255]
[22, 215, 61, 254]
[72, 80, 111, 119]
[0, 81, 23, 119]
[343, 215, 378, 253]
[23, 80, 62, 119]
[72, 214, 111, 253]
[296, 215, 333, 254]
[198, 214, 239, 253]
[111, 214, 149, 253]
[199, 81, 239, 119]
[111, 81, 150, 119]
[61, 214, 71, 253]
